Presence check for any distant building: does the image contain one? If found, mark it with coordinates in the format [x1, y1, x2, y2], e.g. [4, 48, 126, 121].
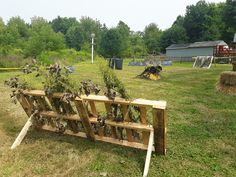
[166, 40, 228, 59]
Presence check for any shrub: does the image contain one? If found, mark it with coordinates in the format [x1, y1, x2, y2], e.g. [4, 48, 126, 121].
[38, 49, 91, 65]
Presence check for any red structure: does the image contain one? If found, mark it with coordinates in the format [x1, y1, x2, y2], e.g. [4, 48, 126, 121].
[215, 34, 236, 57]
[215, 44, 236, 57]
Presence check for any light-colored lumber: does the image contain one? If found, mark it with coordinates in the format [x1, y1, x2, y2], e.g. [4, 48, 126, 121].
[152, 108, 167, 155]
[143, 130, 154, 177]
[104, 103, 117, 139]
[23, 90, 167, 109]
[89, 101, 98, 116]
[105, 120, 152, 132]
[121, 105, 133, 142]
[11, 111, 38, 149]
[40, 111, 80, 120]
[74, 100, 95, 140]
[40, 125, 152, 151]
[140, 107, 150, 145]
[17, 93, 33, 116]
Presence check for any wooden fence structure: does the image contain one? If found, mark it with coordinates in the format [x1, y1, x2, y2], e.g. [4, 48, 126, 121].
[11, 90, 167, 177]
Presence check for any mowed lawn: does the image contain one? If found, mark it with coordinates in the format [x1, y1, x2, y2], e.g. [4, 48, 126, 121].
[0, 61, 235, 177]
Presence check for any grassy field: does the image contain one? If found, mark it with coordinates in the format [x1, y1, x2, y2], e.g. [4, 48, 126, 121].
[0, 61, 235, 177]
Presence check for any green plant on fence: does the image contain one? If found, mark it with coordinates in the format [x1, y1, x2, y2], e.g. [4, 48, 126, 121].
[5, 59, 140, 136]
[99, 60, 140, 126]
[5, 61, 101, 133]
[99, 60, 130, 99]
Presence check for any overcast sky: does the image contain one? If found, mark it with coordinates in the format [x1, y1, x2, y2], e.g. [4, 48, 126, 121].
[0, 0, 225, 31]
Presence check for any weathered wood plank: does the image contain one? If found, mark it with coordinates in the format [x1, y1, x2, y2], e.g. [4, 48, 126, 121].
[104, 103, 117, 139]
[152, 107, 167, 155]
[121, 105, 133, 142]
[143, 130, 154, 177]
[16, 93, 32, 116]
[40, 125, 152, 151]
[89, 101, 97, 116]
[74, 100, 95, 140]
[11, 111, 38, 149]
[23, 90, 167, 109]
[105, 120, 152, 132]
[140, 107, 150, 145]
[40, 111, 80, 120]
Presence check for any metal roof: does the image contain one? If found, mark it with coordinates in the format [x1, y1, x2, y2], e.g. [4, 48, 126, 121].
[166, 43, 190, 50]
[166, 40, 228, 50]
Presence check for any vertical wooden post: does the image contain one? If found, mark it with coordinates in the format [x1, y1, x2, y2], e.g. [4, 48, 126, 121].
[17, 93, 34, 116]
[74, 99, 95, 140]
[104, 103, 117, 139]
[152, 107, 167, 155]
[121, 105, 133, 142]
[140, 106, 149, 145]
[89, 101, 98, 117]
[89, 101, 104, 137]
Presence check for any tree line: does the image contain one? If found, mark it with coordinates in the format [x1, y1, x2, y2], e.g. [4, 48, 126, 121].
[0, 0, 235, 60]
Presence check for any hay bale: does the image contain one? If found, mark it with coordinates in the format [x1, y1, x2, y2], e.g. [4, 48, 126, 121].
[232, 62, 236, 71]
[216, 84, 236, 95]
[217, 71, 236, 95]
[219, 71, 236, 86]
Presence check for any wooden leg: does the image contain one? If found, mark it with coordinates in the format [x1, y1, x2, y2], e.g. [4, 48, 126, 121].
[143, 130, 154, 177]
[11, 111, 38, 149]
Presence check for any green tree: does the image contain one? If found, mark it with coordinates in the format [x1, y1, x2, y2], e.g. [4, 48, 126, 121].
[24, 17, 65, 57]
[143, 23, 162, 54]
[172, 15, 185, 26]
[222, 0, 236, 43]
[0, 17, 6, 46]
[100, 28, 123, 58]
[51, 16, 78, 35]
[65, 24, 82, 50]
[117, 21, 130, 57]
[160, 25, 188, 53]
[129, 31, 147, 57]
[66, 17, 102, 51]
[183, 0, 222, 42]
[3, 16, 29, 48]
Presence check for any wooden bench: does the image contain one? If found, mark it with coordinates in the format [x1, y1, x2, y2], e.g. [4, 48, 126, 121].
[11, 90, 167, 177]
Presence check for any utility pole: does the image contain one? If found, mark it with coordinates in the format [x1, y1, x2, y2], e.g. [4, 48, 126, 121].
[91, 33, 95, 64]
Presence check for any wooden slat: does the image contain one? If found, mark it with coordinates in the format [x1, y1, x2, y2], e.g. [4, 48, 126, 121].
[16, 93, 32, 116]
[39, 111, 153, 132]
[23, 90, 167, 109]
[152, 108, 167, 155]
[140, 107, 150, 145]
[88, 100, 104, 137]
[121, 105, 133, 142]
[105, 120, 152, 132]
[74, 100, 95, 140]
[81, 95, 167, 109]
[143, 130, 154, 177]
[104, 103, 117, 139]
[40, 111, 98, 123]
[40, 125, 152, 151]
[11, 111, 38, 149]
[40, 111, 80, 120]
[89, 101, 97, 116]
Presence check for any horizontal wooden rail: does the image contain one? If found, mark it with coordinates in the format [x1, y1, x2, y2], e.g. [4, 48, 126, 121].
[105, 120, 153, 132]
[40, 125, 151, 151]
[23, 90, 167, 109]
